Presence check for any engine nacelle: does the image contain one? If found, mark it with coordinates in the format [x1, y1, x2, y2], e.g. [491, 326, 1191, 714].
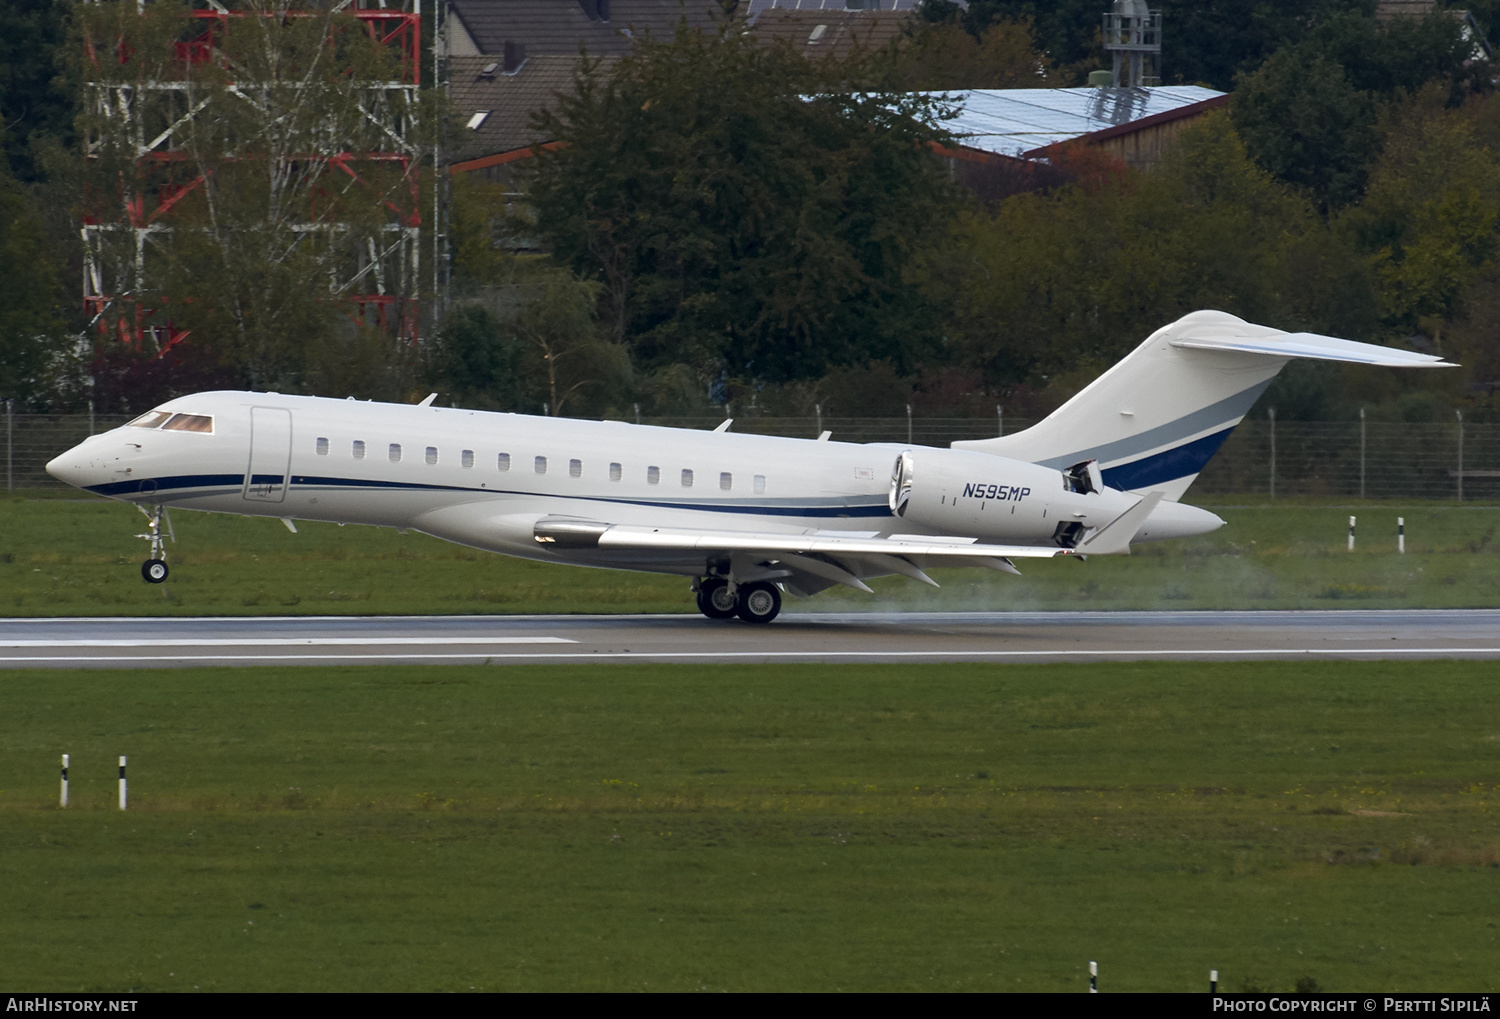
[888, 447, 1132, 546]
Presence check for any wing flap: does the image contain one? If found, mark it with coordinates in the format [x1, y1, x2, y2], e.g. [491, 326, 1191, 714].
[533, 516, 1073, 561]
[594, 525, 1073, 561]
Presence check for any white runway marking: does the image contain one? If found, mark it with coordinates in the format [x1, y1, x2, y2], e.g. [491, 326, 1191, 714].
[5, 647, 1499, 665]
[4, 612, 1498, 668]
[1, 637, 576, 648]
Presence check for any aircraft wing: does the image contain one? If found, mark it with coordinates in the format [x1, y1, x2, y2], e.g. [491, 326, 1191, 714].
[532, 516, 1074, 594]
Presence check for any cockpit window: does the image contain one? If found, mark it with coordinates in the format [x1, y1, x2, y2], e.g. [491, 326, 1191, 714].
[162, 413, 214, 433]
[126, 411, 172, 429]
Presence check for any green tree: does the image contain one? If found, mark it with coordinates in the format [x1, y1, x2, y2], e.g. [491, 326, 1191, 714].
[0, 155, 69, 407]
[0, 0, 74, 183]
[426, 265, 622, 416]
[920, 114, 1338, 391]
[424, 305, 531, 412]
[448, 172, 515, 288]
[1342, 88, 1500, 339]
[946, 0, 1104, 83]
[879, 16, 1052, 90]
[1233, 11, 1490, 216]
[524, 20, 963, 385]
[1305, 8, 1490, 100]
[1159, 0, 1373, 92]
[1233, 46, 1376, 216]
[943, 0, 1376, 88]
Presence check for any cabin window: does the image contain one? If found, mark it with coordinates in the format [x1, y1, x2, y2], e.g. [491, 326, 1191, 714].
[720, 472, 732, 491]
[315, 437, 329, 456]
[753, 474, 766, 494]
[647, 466, 660, 485]
[426, 446, 438, 465]
[497, 452, 511, 471]
[352, 440, 366, 460]
[535, 455, 547, 474]
[569, 458, 582, 478]
[461, 449, 474, 469]
[609, 462, 622, 482]
[681, 469, 694, 487]
[389, 443, 402, 463]
[126, 411, 171, 429]
[162, 413, 213, 433]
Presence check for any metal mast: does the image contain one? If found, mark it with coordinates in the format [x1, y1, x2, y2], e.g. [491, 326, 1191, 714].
[80, 0, 427, 353]
[1102, 0, 1162, 88]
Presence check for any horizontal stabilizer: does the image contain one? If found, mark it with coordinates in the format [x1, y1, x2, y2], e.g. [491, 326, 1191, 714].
[1171, 333, 1453, 367]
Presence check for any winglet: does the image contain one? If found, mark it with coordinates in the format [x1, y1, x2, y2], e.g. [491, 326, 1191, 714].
[417, 393, 438, 408]
[1077, 492, 1164, 555]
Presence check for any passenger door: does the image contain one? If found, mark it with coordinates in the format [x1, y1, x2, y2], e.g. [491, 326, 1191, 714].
[243, 407, 292, 503]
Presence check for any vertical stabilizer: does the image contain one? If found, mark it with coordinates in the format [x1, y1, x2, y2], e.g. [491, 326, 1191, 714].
[953, 311, 1450, 500]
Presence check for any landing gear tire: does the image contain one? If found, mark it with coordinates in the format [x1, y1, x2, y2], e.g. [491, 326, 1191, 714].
[142, 558, 169, 584]
[735, 581, 782, 624]
[696, 577, 738, 619]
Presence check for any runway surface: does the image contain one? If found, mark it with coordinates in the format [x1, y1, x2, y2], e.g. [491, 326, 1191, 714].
[1, 609, 1498, 668]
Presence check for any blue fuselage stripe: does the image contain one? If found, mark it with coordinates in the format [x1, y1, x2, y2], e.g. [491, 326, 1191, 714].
[85, 474, 244, 498]
[85, 473, 892, 519]
[1100, 427, 1236, 491]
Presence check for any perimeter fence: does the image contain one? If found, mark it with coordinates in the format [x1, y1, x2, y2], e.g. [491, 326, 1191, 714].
[5, 404, 1498, 502]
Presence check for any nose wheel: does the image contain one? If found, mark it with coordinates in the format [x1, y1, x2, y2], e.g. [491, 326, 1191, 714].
[135, 504, 173, 584]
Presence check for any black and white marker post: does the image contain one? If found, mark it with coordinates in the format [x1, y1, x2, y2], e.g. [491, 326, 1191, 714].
[1089, 960, 1097, 993]
[1398, 516, 1405, 554]
[118, 755, 127, 811]
[1211, 969, 1218, 994]
[60, 753, 69, 808]
[1348, 515, 1357, 552]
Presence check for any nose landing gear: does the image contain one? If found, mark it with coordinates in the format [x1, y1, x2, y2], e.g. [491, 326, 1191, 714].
[135, 504, 173, 584]
[692, 577, 783, 624]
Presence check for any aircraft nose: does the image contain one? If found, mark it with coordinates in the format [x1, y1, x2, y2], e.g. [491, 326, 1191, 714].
[46, 446, 83, 486]
[46, 439, 110, 491]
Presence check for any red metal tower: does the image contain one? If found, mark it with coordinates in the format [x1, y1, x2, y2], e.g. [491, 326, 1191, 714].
[81, 0, 428, 356]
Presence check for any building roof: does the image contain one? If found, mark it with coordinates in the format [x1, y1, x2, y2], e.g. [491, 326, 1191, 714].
[744, 0, 933, 14]
[1374, 0, 1439, 20]
[934, 86, 1227, 159]
[750, 8, 912, 59]
[447, 0, 724, 56]
[449, 53, 605, 165]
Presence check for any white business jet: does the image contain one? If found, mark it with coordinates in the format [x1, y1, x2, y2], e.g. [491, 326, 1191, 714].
[47, 311, 1450, 623]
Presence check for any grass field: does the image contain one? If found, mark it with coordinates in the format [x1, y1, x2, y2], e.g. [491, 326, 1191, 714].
[3, 493, 1500, 615]
[2, 661, 1498, 992]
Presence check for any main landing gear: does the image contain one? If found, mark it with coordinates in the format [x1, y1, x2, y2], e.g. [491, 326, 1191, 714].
[694, 577, 783, 624]
[136, 504, 173, 584]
